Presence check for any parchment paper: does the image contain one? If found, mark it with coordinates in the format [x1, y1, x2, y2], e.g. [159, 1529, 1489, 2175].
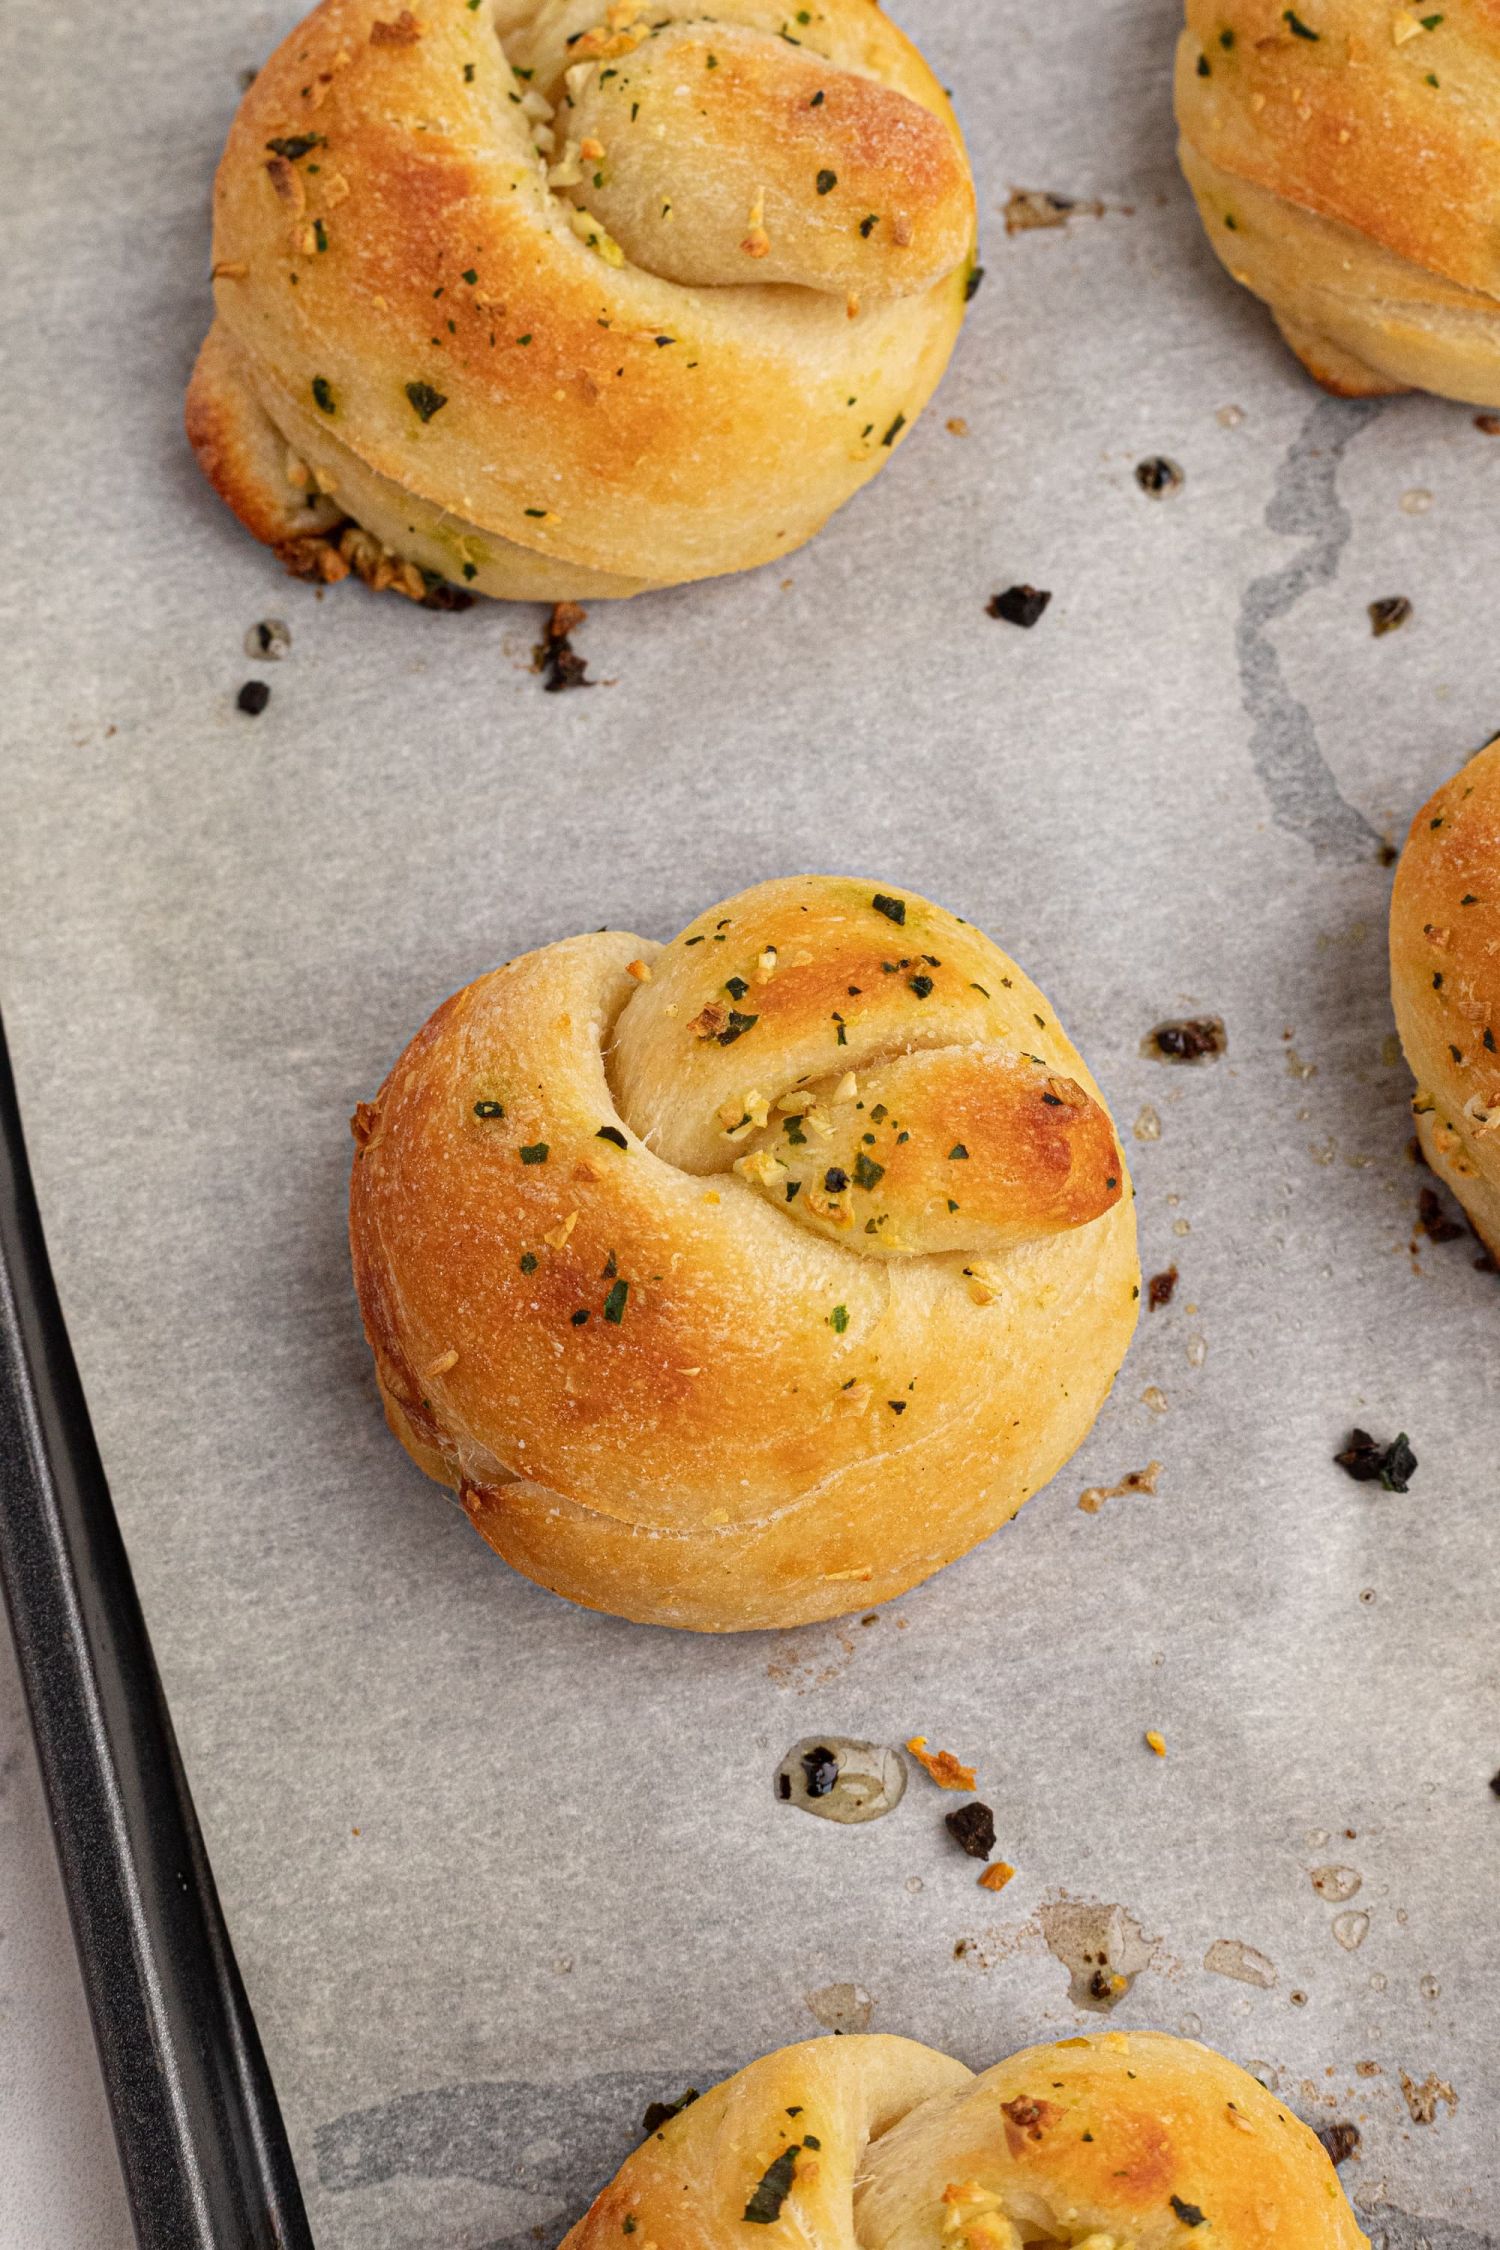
[2, 0, 1497, 2243]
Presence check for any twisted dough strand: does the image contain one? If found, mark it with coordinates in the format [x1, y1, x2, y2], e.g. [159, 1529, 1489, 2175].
[563, 2032, 1368, 2250]
[349, 878, 1137, 1631]
[188, 0, 976, 599]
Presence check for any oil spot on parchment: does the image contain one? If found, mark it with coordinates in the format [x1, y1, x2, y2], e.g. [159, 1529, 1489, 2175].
[1236, 397, 1384, 860]
[1037, 1898, 1158, 2011]
[1310, 1863, 1363, 1902]
[1203, 1937, 1277, 1989]
[805, 1981, 874, 2033]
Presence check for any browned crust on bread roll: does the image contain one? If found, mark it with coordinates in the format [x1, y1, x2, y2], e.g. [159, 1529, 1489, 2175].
[561, 2031, 1368, 2250]
[1175, 1, 1500, 404]
[188, 0, 976, 600]
[1391, 734, 1500, 1258]
[348, 877, 1138, 1631]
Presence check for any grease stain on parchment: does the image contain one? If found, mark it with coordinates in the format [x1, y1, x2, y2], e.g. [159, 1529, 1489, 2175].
[805, 1981, 874, 2033]
[1203, 1936, 1277, 1989]
[1236, 397, 1384, 860]
[1037, 1898, 1158, 2010]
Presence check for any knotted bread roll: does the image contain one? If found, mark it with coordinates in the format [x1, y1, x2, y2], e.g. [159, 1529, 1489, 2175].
[349, 877, 1137, 1630]
[187, 0, 977, 603]
[563, 2030, 1368, 2249]
[1176, 2, 1500, 403]
[1391, 732, 1500, 1257]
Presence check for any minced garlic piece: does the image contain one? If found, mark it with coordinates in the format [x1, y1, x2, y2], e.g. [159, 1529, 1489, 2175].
[1391, 7, 1423, 41]
[544, 1211, 580, 1249]
[735, 1148, 783, 1188]
[1145, 1729, 1167, 1757]
[626, 958, 652, 983]
[568, 207, 625, 264]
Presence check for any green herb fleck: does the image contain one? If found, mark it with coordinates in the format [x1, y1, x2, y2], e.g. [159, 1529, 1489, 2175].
[810, 88, 824, 105]
[948, 1143, 969, 1160]
[473, 1099, 505, 1119]
[829, 1304, 850, 1333]
[1283, 8, 1318, 35]
[725, 975, 749, 999]
[872, 893, 906, 924]
[785, 1179, 801, 1199]
[603, 1278, 629, 1324]
[717, 1010, 758, 1046]
[908, 973, 934, 999]
[744, 2147, 800, 2225]
[596, 1125, 628, 1149]
[464, 60, 476, 79]
[266, 133, 324, 160]
[1219, 25, 1235, 45]
[405, 379, 448, 421]
[311, 375, 337, 413]
[888, 1399, 906, 1414]
[1197, 52, 1210, 73]
[816, 168, 837, 195]
[853, 1153, 884, 1192]
[1169, 2198, 1207, 2228]
[313, 216, 329, 251]
[1422, 10, 1443, 23]
[519, 1142, 549, 1164]
[520, 1251, 538, 1272]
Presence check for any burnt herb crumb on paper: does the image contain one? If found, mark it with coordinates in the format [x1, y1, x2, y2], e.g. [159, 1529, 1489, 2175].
[1141, 1017, 1226, 1063]
[1147, 1266, 1179, 1309]
[243, 618, 290, 660]
[1334, 1429, 1417, 1492]
[944, 1800, 996, 1860]
[801, 1745, 838, 1798]
[1317, 2121, 1361, 2165]
[537, 601, 591, 691]
[236, 679, 271, 715]
[1369, 595, 1412, 637]
[641, 2087, 698, 2135]
[1416, 1185, 1464, 1243]
[1135, 455, 1184, 498]
[988, 585, 1051, 629]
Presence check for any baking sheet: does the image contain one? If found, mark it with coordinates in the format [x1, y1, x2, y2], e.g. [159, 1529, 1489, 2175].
[2, 0, 1498, 2243]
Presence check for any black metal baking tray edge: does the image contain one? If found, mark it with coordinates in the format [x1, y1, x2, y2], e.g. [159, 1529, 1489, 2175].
[0, 1008, 314, 2250]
